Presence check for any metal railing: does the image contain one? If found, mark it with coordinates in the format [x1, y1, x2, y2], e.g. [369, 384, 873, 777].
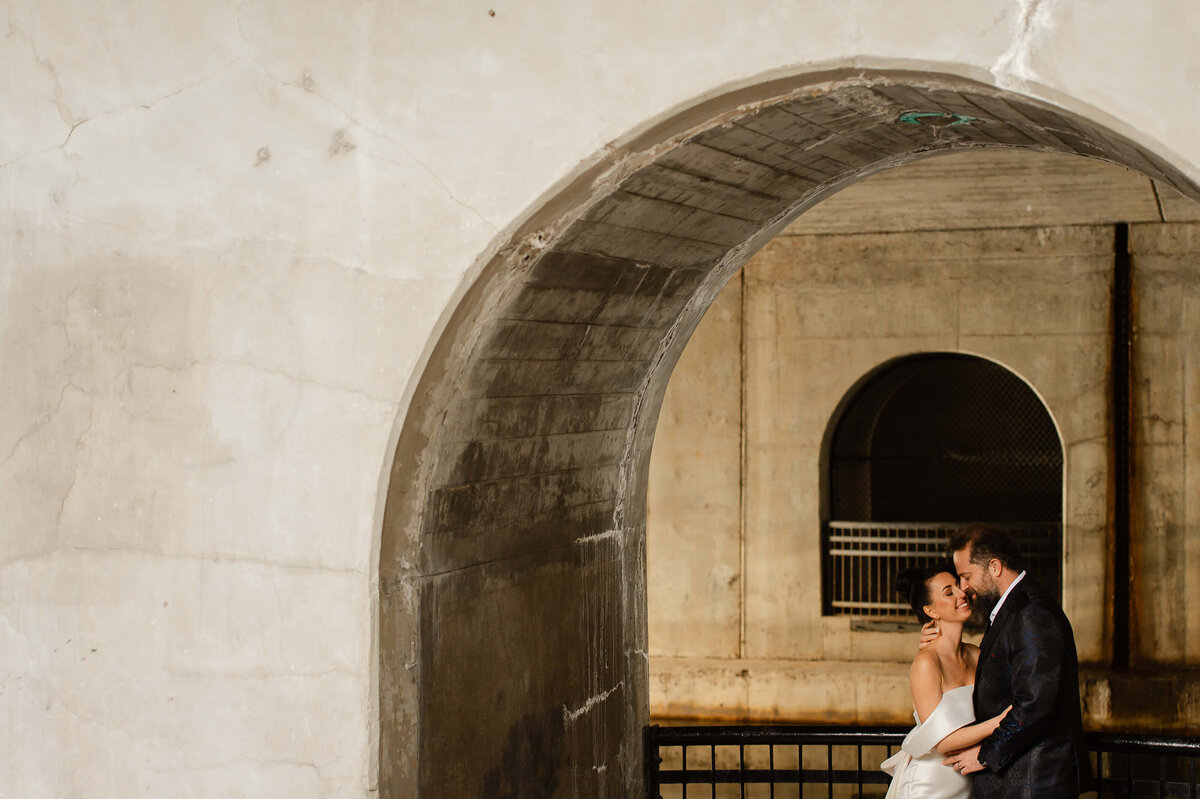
[644, 725, 1200, 798]
[821, 521, 1062, 617]
[1093, 734, 1200, 798]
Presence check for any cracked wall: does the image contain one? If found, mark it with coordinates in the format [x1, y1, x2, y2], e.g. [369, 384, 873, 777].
[6, 2, 1200, 798]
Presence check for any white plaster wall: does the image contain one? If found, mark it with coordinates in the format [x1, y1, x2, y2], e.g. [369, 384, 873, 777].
[4, 0, 1200, 794]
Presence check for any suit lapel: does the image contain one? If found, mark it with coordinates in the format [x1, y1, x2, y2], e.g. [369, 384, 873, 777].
[975, 581, 1030, 677]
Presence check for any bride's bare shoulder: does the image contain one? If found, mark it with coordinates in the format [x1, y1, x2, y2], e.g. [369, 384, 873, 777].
[908, 650, 944, 714]
[909, 649, 941, 679]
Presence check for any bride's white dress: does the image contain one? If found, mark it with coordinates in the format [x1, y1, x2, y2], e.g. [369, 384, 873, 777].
[880, 684, 974, 799]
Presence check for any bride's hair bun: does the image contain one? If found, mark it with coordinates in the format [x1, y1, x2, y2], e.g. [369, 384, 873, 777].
[894, 564, 954, 623]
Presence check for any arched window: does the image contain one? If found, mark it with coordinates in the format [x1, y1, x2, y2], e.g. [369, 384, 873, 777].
[822, 354, 1063, 617]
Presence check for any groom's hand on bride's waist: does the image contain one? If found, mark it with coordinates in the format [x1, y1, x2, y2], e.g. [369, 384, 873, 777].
[943, 745, 985, 775]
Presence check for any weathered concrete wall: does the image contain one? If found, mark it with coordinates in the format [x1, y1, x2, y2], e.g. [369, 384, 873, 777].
[647, 154, 1200, 730]
[1131, 222, 1200, 665]
[650, 225, 1112, 722]
[6, 1, 1200, 796]
[744, 223, 1112, 660]
[648, 275, 743, 659]
[782, 149, 1169, 234]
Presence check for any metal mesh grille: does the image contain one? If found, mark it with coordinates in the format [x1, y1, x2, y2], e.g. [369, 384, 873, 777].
[824, 355, 1063, 616]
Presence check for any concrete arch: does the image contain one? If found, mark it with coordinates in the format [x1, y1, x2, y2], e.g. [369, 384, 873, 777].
[378, 68, 1200, 796]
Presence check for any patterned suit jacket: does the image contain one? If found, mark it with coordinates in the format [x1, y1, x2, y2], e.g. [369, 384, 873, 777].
[972, 579, 1092, 799]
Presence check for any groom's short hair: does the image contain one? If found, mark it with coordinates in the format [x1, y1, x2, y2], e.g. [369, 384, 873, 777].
[949, 522, 1026, 572]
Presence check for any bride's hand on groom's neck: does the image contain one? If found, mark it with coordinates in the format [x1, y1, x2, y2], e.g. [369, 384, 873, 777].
[917, 620, 940, 651]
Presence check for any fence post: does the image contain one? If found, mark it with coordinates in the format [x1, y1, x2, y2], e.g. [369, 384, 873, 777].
[644, 724, 662, 799]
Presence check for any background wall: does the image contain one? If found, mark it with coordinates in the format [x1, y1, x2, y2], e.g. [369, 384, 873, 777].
[648, 149, 1200, 728]
[6, 1, 1200, 796]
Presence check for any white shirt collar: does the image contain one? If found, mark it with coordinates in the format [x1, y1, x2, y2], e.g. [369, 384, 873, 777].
[989, 570, 1027, 624]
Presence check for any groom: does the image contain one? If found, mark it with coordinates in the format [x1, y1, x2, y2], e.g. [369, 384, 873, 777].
[939, 523, 1092, 798]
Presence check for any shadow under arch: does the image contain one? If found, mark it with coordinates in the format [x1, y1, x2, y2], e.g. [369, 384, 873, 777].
[377, 67, 1200, 797]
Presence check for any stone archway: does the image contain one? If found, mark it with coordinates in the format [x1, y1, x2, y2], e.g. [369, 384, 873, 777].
[377, 69, 1200, 797]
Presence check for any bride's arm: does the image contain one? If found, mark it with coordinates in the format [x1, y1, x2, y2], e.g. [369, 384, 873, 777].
[909, 653, 943, 724]
[934, 706, 1011, 755]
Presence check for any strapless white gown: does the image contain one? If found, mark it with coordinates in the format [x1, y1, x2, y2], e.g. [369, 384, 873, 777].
[880, 684, 974, 799]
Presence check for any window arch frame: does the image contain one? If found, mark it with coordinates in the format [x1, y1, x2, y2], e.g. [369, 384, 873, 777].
[818, 352, 1066, 618]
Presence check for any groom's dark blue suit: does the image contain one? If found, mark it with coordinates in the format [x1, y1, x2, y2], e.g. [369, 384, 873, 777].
[971, 578, 1092, 799]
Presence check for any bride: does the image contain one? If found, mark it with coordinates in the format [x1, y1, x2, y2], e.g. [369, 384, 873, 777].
[881, 565, 1010, 799]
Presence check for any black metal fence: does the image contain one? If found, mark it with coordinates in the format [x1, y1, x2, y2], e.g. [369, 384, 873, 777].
[644, 725, 1200, 798]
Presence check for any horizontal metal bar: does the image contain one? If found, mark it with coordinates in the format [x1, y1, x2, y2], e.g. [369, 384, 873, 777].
[827, 521, 1059, 531]
[831, 600, 910, 610]
[1088, 734, 1200, 754]
[828, 548, 943, 557]
[648, 725, 908, 746]
[658, 768, 893, 785]
[827, 535, 948, 545]
[648, 725, 1200, 751]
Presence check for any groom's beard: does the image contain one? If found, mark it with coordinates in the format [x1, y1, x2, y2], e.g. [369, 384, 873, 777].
[968, 574, 1002, 626]
[970, 591, 1000, 626]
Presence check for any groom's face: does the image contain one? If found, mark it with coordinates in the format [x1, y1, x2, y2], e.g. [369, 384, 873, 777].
[952, 546, 1001, 603]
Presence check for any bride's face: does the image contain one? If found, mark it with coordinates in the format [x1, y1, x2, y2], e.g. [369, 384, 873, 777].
[924, 572, 972, 624]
